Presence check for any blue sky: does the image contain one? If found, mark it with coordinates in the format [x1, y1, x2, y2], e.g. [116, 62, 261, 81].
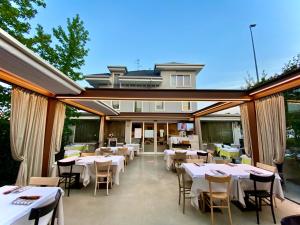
[31, 0, 300, 89]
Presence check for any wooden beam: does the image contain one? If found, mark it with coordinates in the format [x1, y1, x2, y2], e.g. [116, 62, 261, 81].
[193, 101, 243, 117]
[246, 101, 260, 164]
[57, 88, 251, 102]
[249, 70, 300, 100]
[0, 68, 54, 97]
[106, 112, 193, 121]
[42, 98, 57, 176]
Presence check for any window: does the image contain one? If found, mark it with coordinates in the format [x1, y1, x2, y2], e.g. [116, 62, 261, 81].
[135, 101, 142, 112]
[171, 75, 191, 87]
[155, 101, 164, 111]
[112, 100, 120, 110]
[182, 101, 192, 111]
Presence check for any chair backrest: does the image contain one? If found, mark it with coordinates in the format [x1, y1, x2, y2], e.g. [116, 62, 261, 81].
[80, 152, 96, 157]
[197, 151, 208, 162]
[205, 174, 232, 197]
[57, 160, 75, 177]
[256, 162, 277, 173]
[281, 215, 300, 225]
[117, 147, 128, 156]
[29, 190, 61, 225]
[250, 173, 275, 196]
[29, 177, 59, 187]
[214, 159, 231, 164]
[94, 160, 112, 175]
[100, 148, 113, 155]
[186, 158, 204, 164]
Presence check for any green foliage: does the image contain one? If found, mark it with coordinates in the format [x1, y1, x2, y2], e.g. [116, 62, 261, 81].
[243, 53, 300, 90]
[0, 85, 11, 119]
[282, 54, 300, 74]
[0, 0, 46, 46]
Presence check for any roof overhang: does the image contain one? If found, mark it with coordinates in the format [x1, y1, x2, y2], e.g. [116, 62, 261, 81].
[155, 63, 204, 74]
[107, 66, 127, 73]
[0, 29, 84, 96]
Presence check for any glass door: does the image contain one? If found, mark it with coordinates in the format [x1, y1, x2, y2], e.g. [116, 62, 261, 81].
[157, 123, 167, 152]
[144, 123, 155, 152]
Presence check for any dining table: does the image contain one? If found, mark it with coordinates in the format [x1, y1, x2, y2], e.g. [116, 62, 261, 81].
[99, 146, 135, 160]
[0, 185, 64, 225]
[164, 149, 213, 170]
[53, 155, 125, 186]
[182, 163, 284, 208]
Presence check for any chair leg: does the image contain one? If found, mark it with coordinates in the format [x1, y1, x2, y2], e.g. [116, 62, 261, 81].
[228, 203, 233, 225]
[94, 178, 97, 196]
[270, 197, 276, 224]
[210, 201, 214, 225]
[106, 179, 109, 196]
[178, 188, 181, 205]
[254, 195, 260, 224]
[183, 190, 185, 214]
[67, 177, 71, 197]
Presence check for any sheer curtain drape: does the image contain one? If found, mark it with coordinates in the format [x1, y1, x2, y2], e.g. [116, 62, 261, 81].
[49, 101, 66, 175]
[255, 93, 286, 165]
[195, 117, 203, 149]
[240, 103, 252, 156]
[10, 87, 48, 185]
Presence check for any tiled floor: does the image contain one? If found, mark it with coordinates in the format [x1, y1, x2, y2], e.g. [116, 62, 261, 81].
[63, 155, 300, 225]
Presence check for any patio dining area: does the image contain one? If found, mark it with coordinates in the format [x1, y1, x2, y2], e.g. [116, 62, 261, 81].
[1, 27, 300, 225]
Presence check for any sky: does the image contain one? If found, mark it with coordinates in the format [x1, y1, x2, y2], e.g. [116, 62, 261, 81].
[30, 0, 300, 90]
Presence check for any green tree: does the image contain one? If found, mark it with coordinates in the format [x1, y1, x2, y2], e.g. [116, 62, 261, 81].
[0, 0, 46, 46]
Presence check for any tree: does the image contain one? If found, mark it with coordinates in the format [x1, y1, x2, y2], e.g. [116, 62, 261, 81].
[0, 0, 46, 46]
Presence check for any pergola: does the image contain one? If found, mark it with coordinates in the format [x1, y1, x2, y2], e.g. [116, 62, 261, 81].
[1, 28, 300, 183]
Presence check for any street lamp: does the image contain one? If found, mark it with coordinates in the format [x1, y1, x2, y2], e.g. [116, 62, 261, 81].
[249, 24, 259, 82]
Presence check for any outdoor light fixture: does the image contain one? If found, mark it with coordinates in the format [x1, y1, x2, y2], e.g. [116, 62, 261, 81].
[249, 24, 259, 83]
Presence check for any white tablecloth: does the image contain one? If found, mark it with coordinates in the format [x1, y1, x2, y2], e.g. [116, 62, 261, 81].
[164, 149, 211, 170]
[107, 147, 135, 160]
[124, 144, 140, 155]
[182, 163, 284, 208]
[54, 156, 125, 186]
[0, 186, 64, 225]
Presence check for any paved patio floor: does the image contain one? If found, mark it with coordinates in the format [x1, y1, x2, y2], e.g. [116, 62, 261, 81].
[63, 155, 300, 225]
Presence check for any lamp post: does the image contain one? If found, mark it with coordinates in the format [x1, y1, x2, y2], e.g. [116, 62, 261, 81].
[249, 24, 259, 82]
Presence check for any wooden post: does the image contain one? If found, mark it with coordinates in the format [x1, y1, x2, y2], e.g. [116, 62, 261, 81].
[98, 116, 105, 147]
[42, 98, 58, 176]
[246, 101, 260, 165]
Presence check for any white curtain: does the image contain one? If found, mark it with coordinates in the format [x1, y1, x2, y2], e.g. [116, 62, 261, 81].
[98, 116, 105, 147]
[195, 117, 203, 149]
[240, 103, 252, 156]
[49, 101, 66, 175]
[255, 94, 286, 165]
[10, 87, 48, 185]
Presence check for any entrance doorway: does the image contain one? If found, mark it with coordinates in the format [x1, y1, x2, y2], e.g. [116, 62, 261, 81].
[144, 123, 155, 152]
[157, 123, 167, 152]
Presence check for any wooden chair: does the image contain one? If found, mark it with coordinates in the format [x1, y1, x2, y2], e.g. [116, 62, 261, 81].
[117, 147, 129, 166]
[197, 151, 209, 163]
[244, 173, 276, 224]
[94, 160, 113, 196]
[256, 162, 277, 173]
[57, 160, 80, 197]
[29, 190, 62, 225]
[256, 162, 278, 208]
[80, 152, 96, 157]
[172, 155, 187, 170]
[100, 148, 113, 156]
[205, 174, 233, 225]
[186, 158, 204, 164]
[29, 177, 59, 187]
[214, 159, 231, 164]
[175, 167, 192, 214]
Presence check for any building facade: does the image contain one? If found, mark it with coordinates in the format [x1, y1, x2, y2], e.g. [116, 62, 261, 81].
[77, 63, 241, 153]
